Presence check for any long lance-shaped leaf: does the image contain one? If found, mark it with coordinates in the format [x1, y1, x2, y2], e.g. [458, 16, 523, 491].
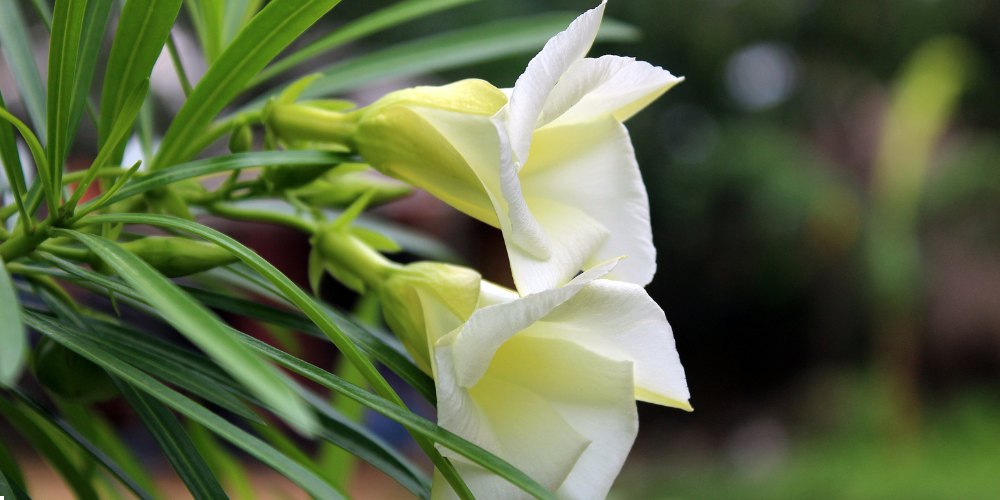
[0, 395, 100, 500]
[253, 0, 480, 86]
[76, 213, 405, 405]
[16, 265, 549, 498]
[88, 316, 429, 497]
[56, 402, 162, 497]
[50, 228, 320, 436]
[98, 0, 183, 157]
[66, 79, 149, 213]
[221, 0, 261, 46]
[185, 285, 436, 403]
[187, 422, 256, 499]
[89, 321, 265, 423]
[76, 213, 475, 497]
[195, 0, 225, 63]
[115, 379, 228, 500]
[0, 437, 27, 498]
[253, 13, 638, 106]
[0, 105, 52, 216]
[238, 330, 556, 499]
[0, 0, 47, 135]
[23, 310, 345, 499]
[99, 305, 546, 498]
[82, 150, 347, 214]
[0, 92, 31, 230]
[46, 0, 92, 183]
[153, 0, 344, 169]
[72, 0, 113, 128]
[0, 255, 26, 386]
[8, 390, 156, 500]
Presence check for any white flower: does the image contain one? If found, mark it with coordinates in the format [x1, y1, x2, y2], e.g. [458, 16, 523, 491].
[420, 260, 690, 499]
[353, 1, 681, 295]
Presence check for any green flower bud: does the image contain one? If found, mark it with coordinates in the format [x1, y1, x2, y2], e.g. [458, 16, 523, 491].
[312, 226, 397, 295]
[33, 337, 117, 403]
[289, 163, 411, 208]
[260, 163, 336, 193]
[228, 124, 254, 153]
[352, 79, 507, 224]
[377, 262, 481, 374]
[119, 236, 238, 277]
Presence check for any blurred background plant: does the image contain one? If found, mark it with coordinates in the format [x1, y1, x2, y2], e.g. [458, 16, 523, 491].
[2, 0, 1000, 498]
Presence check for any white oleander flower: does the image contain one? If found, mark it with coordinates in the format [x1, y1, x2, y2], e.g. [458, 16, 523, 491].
[353, 0, 681, 294]
[372, 259, 690, 499]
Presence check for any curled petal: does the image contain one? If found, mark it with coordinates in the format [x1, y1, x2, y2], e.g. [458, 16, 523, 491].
[527, 279, 690, 409]
[505, 0, 607, 167]
[513, 118, 656, 292]
[541, 55, 683, 128]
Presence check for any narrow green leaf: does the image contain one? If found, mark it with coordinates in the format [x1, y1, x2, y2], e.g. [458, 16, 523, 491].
[76, 214, 476, 497]
[0, 105, 53, 216]
[116, 379, 228, 500]
[84, 150, 346, 213]
[0, 462, 27, 500]
[46, 0, 95, 179]
[238, 331, 555, 499]
[197, 0, 225, 63]
[253, 0, 480, 86]
[0, 396, 99, 500]
[95, 312, 433, 497]
[79, 214, 400, 405]
[308, 402, 430, 497]
[0, 0, 47, 134]
[0, 92, 31, 231]
[185, 285, 436, 403]
[221, 0, 261, 45]
[28, 0, 53, 28]
[0, 433, 28, 497]
[51, 229, 319, 436]
[10, 392, 156, 500]
[295, 14, 638, 101]
[67, 80, 150, 212]
[72, 0, 113, 129]
[23, 310, 345, 500]
[187, 422, 257, 500]
[57, 403, 162, 498]
[0, 255, 26, 385]
[154, 0, 344, 169]
[99, 0, 184, 156]
[90, 320, 265, 423]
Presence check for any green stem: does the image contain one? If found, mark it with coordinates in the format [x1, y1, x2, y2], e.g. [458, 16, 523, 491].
[62, 167, 130, 185]
[160, 110, 264, 170]
[0, 219, 52, 262]
[266, 104, 356, 147]
[205, 203, 317, 234]
[166, 33, 193, 96]
[315, 229, 399, 289]
[37, 242, 92, 262]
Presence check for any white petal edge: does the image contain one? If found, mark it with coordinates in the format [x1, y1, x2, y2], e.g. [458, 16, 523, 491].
[446, 258, 619, 388]
[504, 0, 607, 167]
[433, 334, 638, 499]
[520, 117, 656, 289]
[541, 55, 683, 128]
[526, 279, 691, 409]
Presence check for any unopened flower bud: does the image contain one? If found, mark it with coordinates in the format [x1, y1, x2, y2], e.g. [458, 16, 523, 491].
[289, 163, 411, 208]
[228, 124, 254, 153]
[377, 262, 481, 373]
[119, 236, 237, 277]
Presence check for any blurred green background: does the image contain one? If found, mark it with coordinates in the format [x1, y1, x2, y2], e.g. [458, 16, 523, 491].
[4, 0, 1000, 497]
